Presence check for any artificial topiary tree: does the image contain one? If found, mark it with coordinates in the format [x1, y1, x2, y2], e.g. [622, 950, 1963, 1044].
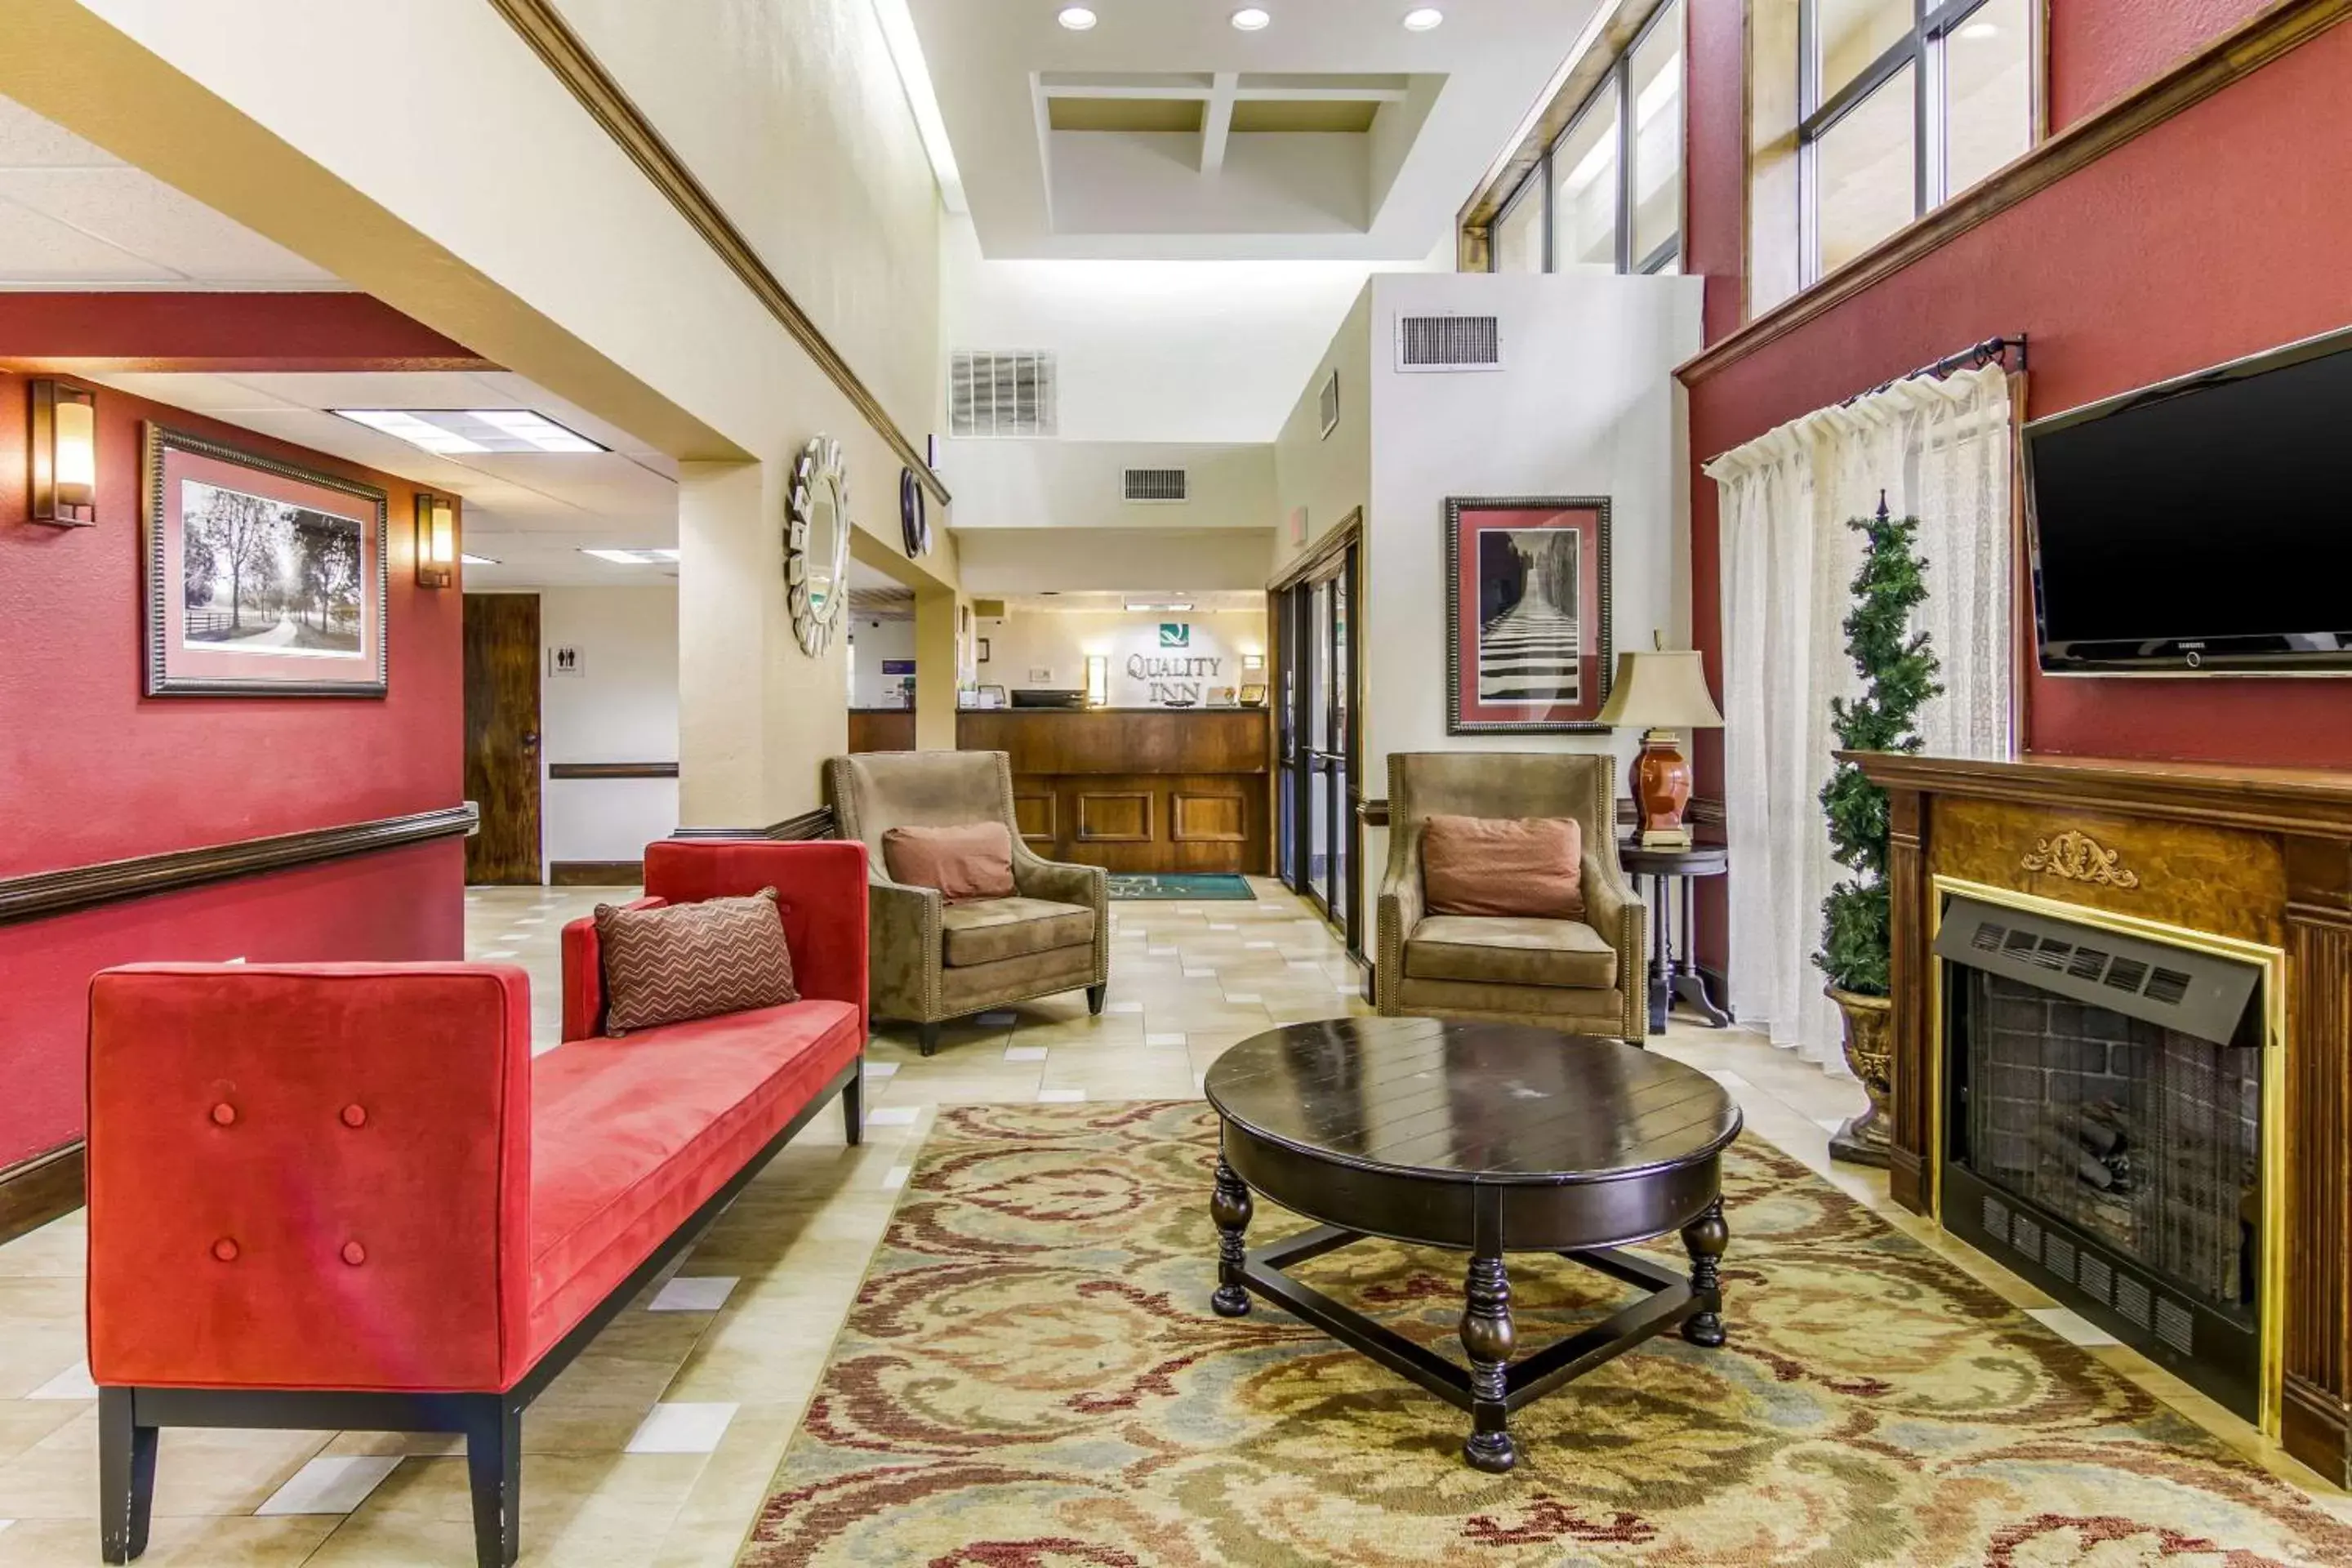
[1816, 497, 1943, 999]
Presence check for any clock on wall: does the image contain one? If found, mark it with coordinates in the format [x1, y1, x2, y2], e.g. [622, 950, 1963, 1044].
[899, 466, 931, 558]
[786, 435, 850, 657]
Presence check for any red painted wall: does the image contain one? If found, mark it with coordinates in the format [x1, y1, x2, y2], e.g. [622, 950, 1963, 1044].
[0, 373, 465, 1166]
[1682, 8, 2352, 964]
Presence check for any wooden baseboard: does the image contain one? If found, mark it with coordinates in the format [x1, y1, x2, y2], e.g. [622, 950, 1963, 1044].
[0, 1143, 84, 1246]
[549, 860, 644, 886]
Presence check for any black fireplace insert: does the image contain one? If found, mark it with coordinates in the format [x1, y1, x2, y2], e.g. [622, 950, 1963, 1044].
[1937, 893, 2266, 1420]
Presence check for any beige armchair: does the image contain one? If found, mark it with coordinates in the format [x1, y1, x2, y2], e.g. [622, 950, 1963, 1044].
[825, 751, 1109, 1056]
[1374, 751, 1646, 1043]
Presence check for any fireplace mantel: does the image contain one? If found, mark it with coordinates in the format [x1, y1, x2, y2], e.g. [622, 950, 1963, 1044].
[1846, 748, 2352, 1482]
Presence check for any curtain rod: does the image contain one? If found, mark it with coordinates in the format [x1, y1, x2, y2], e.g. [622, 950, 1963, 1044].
[1840, 334, 2029, 407]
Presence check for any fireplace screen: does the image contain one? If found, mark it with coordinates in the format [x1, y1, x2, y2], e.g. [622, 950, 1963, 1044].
[1937, 894, 2266, 1417]
[1959, 969, 2259, 1311]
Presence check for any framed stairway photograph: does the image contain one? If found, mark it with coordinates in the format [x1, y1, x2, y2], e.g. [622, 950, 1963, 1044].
[1443, 495, 1612, 733]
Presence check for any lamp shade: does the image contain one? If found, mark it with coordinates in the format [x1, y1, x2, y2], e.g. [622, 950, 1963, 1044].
[1593, 650, 1724, 730]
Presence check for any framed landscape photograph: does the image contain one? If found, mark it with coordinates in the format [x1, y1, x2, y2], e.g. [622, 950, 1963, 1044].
[1444, 495, 1612, 734]
[143, 425, 388, 697]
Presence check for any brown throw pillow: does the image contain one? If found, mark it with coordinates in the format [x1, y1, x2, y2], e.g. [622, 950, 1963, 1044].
[1421, 813, 1585, 920]
[883, 822, 1017, 903]
[595, 888, 797, 1036]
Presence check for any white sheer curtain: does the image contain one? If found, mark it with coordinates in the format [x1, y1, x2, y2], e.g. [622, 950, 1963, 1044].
[1705, 363, 2016, 1069]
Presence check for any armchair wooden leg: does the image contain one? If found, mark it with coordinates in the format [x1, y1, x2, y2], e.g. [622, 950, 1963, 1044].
[843, 1062, 863, 1146]
[1086, 983, 1107, 1015]
[99, 1388, 156, 1564]
[918, 1022, 942, 1058]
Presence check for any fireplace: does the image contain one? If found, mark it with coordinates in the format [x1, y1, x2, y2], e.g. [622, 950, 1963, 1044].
[1938, 893, 2272, 1419]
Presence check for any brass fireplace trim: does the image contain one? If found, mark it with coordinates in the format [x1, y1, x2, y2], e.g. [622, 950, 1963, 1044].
[1927, 874, 2288, 1439]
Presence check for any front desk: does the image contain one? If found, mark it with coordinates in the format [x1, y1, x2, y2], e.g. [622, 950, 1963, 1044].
[957, 708, 1269, 874]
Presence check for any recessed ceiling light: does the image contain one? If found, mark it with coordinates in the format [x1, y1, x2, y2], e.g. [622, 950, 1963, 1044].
[1230, 7, 1271, 30]
[1958, 19, 1999, 38]
[460, 552, 501, 566]
[332, 408, 608, 457]
[1403, 7, 1442, 29]
[581, 547, 680, 565]
[1057, 5, 1097, 28]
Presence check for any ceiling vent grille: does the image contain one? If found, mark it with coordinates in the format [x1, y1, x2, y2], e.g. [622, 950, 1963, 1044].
[949, 350, 1057, 438]
[1395, 314, 1502, 372]
[1123, 467, 1189, 503]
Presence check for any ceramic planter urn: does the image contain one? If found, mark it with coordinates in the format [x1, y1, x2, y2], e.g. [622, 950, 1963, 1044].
[1827, 984, 1894, 1169]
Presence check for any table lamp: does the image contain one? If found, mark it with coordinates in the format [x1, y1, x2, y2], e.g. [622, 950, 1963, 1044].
[1593, 647, 1725, 849]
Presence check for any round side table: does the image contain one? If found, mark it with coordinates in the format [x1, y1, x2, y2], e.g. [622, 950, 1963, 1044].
[1618, 838, 1732, 1035]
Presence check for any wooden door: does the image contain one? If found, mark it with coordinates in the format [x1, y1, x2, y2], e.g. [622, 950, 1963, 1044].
[463, 593, 542, 884]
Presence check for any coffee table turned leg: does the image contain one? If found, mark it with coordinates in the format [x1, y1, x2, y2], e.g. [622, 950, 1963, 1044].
[1681, 1198, 1729, 1348]
[1211, 1156, 1254, 1318]
[1460, 1253, 1517, 1472]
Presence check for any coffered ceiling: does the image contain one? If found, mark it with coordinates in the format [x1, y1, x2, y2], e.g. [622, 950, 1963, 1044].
[898, 0, 1604, 260]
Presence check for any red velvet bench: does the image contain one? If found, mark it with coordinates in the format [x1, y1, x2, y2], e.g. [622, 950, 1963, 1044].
[86, 840, 866, 1567]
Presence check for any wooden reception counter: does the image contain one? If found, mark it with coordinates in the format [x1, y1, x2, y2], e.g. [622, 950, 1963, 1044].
[847, 707, 1269, 874]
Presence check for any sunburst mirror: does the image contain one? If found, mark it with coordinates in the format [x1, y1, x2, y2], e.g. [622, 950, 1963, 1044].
[786, 435, 850, 657]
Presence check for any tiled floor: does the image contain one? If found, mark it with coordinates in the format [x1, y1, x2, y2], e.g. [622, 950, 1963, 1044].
[0, 878, 2336, 1563]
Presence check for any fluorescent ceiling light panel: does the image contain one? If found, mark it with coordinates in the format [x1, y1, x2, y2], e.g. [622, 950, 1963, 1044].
[581, 547, 680, 565]
[1125, 599, 1196, 612]
[332, 408, 607, 456]
[872, 0, 969, 212]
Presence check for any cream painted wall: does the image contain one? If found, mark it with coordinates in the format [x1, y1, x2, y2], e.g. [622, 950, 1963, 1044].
[977, 610, 1268, 707]
[553, 0, 941, 436]
[942, 441, 1274, 532]
[939, 213, 1437, 444]
[956, 528, 1276, 596]
[537, 586, 680, 866]
[1270, 284, 1374, 581]
[1272, 270, 1703, 902]
[848, 617, 919, 707]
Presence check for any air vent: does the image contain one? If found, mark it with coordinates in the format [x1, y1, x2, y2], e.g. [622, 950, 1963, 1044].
[2002, 929, 2039, 959]
[2145, 966, 2193, 1004]
[2102, 957, 2148, 994]
[1122, 468, 1188, 503]
[2065, 947, 2110, 981]
[1318, 368, 1340, 439]
[1395, 314, 1502, 372]
[2026, 937, 2073, 971]
[2155, 1296, 2196, 1355]
[1971, 921, 2003, 952]
[949, 350, 1056, 438]
[2114, 1274, 2154, 1329]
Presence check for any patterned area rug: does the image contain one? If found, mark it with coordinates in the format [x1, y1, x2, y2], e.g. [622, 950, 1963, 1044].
[1107, 872, 1257, 901]
[744, 1102, 2352, 1566]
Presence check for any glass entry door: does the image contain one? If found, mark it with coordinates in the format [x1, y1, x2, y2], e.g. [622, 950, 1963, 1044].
[1274, 536, 1361, 954]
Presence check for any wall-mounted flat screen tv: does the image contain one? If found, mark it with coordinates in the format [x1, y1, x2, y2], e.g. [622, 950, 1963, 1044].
[2026, 327, 2352, 674]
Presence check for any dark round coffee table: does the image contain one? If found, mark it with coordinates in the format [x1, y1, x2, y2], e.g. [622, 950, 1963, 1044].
[1204, 1016, 1741, 1473]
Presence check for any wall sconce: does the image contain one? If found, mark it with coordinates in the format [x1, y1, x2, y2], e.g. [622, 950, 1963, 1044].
[29, 380, 97, 527]
[1085, 653, 1110, 708]
[415, 492, 457, 588]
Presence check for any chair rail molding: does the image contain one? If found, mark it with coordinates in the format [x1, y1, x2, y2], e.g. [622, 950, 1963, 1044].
[0, 804, 479, 925]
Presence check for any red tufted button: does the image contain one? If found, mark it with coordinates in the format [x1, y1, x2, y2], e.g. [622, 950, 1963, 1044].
[341, 1104, 368, 1129]
[341, 1241, 367, 1267]
[210, 1102, 237, 1126]
[212, 1238, 239, 1263]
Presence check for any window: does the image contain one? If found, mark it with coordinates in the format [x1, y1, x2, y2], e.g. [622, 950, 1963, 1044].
[1761, 0, 2036, 301]
[1485, 0, 1682, 277]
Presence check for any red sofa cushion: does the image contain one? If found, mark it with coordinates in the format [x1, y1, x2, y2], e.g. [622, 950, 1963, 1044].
[522, 997, 862, 1360]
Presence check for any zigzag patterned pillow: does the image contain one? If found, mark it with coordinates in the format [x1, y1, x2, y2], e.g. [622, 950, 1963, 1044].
[595, 887, 798, 1037]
